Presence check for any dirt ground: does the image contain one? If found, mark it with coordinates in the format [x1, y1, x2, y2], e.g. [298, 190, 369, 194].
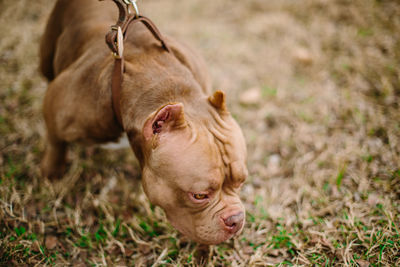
[1, 0, 399, 266]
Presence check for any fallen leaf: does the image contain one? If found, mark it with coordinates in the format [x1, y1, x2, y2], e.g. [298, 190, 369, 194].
[293, 47, 313, 65]
[239, 87, 262, 105]
[45, 235, 58, 250]
[243, 246, 254, 255]
[267, 249, 281, 257]
[138, 243, 151, 255]
[356, 259, 370, 267]
[125, 247, 134, 257]
[31, 241, 41, 253]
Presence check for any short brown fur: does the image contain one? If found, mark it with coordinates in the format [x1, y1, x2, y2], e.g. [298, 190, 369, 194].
[40, 0, 248, 244]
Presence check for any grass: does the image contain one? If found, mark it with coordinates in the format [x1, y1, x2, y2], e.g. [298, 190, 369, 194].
[1, 0, 400, 266]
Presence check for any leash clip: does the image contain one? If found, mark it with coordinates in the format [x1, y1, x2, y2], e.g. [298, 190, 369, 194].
[123, 0, 139, 18]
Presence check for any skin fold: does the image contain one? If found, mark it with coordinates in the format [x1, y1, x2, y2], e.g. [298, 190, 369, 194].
[40, 0, 248, 244]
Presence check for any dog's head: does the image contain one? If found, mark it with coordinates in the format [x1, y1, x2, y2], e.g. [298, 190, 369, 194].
[138, 90, 248, 244]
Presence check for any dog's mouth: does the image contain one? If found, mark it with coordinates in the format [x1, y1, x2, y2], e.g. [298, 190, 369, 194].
[166, 214, 245, 245]
[190, 230, 238, 245]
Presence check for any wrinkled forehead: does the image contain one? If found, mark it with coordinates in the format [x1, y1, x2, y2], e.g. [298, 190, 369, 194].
[153, 121, 247, 187]
[152, 128, 223, 177]
[208, 116, 248, 186]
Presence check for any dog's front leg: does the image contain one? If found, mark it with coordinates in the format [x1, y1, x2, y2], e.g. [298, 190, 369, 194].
[40, 81, 70, 180]
[41, 136, 67, 179]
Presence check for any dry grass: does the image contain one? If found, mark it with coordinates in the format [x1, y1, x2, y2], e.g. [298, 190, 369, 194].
[1, 0, 400, 266]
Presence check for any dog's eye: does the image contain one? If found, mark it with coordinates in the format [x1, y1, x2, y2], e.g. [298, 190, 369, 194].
[188, 192, 211, 203]
[193, 193, 207, 200]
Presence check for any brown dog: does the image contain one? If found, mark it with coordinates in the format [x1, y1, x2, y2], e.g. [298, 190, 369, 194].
[40, 0, 248, 244]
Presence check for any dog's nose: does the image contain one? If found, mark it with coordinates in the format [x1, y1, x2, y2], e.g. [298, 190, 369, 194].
[223, 212, 244, 233]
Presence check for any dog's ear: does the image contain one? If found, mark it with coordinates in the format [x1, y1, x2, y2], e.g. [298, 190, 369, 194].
[143, 103, 186, 141]
[208, 90, 228, 113]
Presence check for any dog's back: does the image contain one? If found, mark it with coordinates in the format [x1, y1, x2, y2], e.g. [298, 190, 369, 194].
[39, 0, 115, 81]
[39, 0, 65, 81]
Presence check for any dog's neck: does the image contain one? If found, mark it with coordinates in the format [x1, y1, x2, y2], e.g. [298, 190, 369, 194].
[118, 51, 211, 166]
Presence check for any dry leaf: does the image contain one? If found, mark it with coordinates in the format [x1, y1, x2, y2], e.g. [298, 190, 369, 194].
[45, 235, 58, 250]
[138, 243, 151, 255]
[356, 259, 370, 267]
[239, 87, 262, 105]
[293, 47, 313, 65]
[243, 246, 254, 255]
